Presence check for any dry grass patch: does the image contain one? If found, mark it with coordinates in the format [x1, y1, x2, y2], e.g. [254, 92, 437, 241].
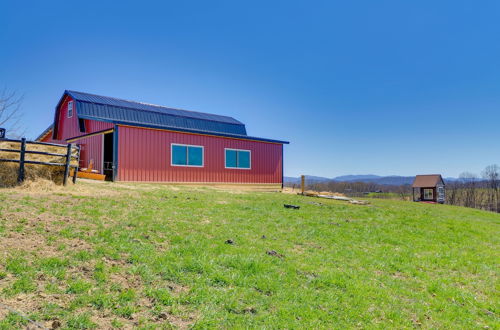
[0, 141, 79, 188]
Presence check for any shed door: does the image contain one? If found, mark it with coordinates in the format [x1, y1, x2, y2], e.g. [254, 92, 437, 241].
[423, 189, 434, 200]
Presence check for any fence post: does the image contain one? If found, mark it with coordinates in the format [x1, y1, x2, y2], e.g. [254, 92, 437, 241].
[17, 138, 26, 183]
[301, 175, 305, 195]
[72, 145, 80, 184]
[63, 143, 72, 186]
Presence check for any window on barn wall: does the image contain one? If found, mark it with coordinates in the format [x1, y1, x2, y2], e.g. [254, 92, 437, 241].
[225, 149, 251, 169]
[171, 144, 203, 167]
[67, 101, 74, 118]
[78, 119, 86, 133]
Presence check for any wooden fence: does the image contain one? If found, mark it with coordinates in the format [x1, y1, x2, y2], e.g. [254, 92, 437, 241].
[0, 138, 80, 186]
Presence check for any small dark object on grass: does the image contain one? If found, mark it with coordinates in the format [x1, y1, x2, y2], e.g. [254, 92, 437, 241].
[157, 312, 168, 320]
[345, 219, 351, 223]
[266, 250, 284, 258]
[225, 239, 234, 245]
[261, 235, 266, 239]
[330, 222, 340, 226]
[284, 204, 300, 209]
[243, 307, 257, 314]
[51, 320, 61, 329]
[484, 309, 494, 316]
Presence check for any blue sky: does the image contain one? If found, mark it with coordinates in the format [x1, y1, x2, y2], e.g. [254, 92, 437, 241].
[1, 0, 499, 178]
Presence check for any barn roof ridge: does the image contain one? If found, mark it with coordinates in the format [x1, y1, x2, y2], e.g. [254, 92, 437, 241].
[65, 90, 244, 126]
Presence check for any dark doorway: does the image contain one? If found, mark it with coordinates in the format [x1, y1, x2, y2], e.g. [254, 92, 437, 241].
[103, 133, 114, 181]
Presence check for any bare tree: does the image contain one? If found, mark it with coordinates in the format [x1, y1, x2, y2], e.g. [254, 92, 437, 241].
[482, 164, 500, 212]
[396, 184, 411, 200]
[0, 89, 24, 138]
[459, 172, 478, 208]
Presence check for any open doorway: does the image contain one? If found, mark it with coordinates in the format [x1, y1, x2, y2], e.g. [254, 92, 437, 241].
[103, 132, 114, 181]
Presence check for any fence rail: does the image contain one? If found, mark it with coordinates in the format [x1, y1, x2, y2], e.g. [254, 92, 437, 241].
[0, 138, 80, 186]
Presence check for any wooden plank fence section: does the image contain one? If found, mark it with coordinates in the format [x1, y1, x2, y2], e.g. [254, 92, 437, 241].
[0, 137, 80, 186]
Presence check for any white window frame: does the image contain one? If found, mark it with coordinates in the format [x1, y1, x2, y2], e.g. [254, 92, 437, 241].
[224, 148, 251, 170]
[437, 186, 445, 200]
[423, 188, 434, 200]
[171, 143, 204, 167]
[67, 101, 74, 118]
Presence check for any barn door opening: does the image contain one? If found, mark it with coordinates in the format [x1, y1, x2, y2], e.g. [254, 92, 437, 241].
[103, 132, 114, 181]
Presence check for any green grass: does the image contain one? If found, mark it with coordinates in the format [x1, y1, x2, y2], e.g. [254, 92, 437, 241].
[365, 192, 402, 199]
[0, 182, 498, 329]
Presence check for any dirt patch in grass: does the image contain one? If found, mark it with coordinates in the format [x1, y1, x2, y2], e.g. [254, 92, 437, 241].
[0, 212, 91, 258]
[0, 179, 134, 200]
[0, 293, 72, 325]
[1, 210, 94, 245]
[1, 231, 60, 255]
[0, 182, 202, 328]
[156, 309, 197, 330]
[282, 187, 346, 197]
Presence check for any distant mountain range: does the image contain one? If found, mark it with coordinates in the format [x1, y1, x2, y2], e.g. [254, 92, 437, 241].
[284, 175, 460, 186]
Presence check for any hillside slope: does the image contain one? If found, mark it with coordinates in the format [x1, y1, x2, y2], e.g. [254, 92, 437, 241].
[0, 182, 498, 328]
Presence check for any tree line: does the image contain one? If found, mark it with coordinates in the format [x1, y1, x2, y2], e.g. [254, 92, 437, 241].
[447, 165, 500, 213]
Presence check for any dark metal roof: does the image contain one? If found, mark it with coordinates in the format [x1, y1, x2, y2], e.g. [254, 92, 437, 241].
[105, 120, 288, 144]
[412, 174, 444, 188]
[65, 90, 247, 136]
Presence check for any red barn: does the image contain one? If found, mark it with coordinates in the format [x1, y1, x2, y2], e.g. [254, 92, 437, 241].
[37, 90, 288, 188]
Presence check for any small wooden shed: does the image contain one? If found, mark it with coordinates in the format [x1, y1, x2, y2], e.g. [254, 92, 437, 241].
[412, 174, 445, 203]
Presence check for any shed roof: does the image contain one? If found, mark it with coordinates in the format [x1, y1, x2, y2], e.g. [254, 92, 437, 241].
[412, 174, 444, 188]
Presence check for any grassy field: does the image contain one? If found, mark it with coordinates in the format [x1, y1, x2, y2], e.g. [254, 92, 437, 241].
[0, 181, 498, 329]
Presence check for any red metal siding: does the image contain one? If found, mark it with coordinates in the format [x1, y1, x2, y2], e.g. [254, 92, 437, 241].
[72, 134, 104, 173]
[55, 95, 113, 141]
[56, 95, 78, 141]
[52, 97, 113, 174]
[39, 130, 64, 144]
[85, 120, 114, 134]
[117, 126, 283, 183]
[40, 129, 104, 173]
